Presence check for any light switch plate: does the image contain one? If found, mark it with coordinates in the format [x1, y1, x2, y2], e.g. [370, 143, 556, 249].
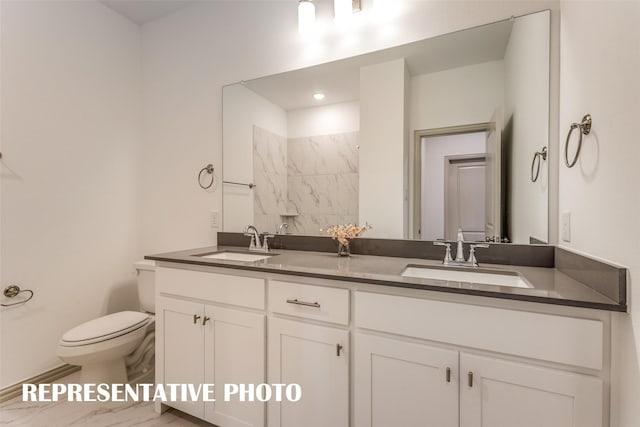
[210, 210, 220, 229]
[561, 211, 571, 242]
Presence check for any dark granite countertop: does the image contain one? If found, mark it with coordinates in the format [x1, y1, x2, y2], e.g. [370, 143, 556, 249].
[146, 245, 626, 312]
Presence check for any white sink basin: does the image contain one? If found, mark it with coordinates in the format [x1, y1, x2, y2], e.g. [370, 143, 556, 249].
[200, 252, 273, 262]
[402, 266, 530, 288]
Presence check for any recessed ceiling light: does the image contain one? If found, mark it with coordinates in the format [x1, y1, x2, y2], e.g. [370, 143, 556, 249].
[313, 92, 325, 100]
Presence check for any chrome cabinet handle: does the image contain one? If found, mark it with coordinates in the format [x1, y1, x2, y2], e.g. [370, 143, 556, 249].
[468, 371, 474, 387]
[286, 299, 320, 308]
[202, 316, 210, 326]
[336, 344, 343, 357]
[193, 314, 201, 324]
[446, 367, 451, 383]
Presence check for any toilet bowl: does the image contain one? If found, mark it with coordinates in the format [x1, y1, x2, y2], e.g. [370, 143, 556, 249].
[57, 261, 156, 384]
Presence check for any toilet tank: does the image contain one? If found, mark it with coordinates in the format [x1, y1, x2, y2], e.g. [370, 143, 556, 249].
[134, 260, 156, 314]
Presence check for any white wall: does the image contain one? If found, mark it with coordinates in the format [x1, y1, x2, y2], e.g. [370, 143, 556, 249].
[360, 59, 407, 238]
[410, 60, 505, 131]
[0, 1, 141, 388]
[222, 84, 287, 233]
[287, 101, 359, 139]
[504, 11, 550, 244]
[421, 133, 487, 241]
[558, 2, 640, 426]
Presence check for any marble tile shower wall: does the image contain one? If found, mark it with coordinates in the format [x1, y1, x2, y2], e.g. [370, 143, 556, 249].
[253, 125, 288, 233]
[287, 131, 359, 235]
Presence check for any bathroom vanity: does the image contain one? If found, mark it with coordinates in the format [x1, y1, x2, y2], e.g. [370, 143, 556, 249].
[147, 241, 625, 427]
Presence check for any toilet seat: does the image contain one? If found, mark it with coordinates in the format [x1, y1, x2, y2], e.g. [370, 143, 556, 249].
[60, 311, 149, 347]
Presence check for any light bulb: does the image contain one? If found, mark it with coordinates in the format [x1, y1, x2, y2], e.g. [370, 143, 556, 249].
[313, 92, 325, 101]
[334, 0, 351, 22]
[298, 0, 316, 37]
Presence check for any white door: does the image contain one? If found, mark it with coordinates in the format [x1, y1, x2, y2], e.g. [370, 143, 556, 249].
[485, 109, 502, 240]
[460, 353, 603, 427]
[157, 297, 205, 419]
[354, 333, 458, 427]
[445, 157, 486, 241]
[204, 306, 266, 427]
[267, 317, 349, 427]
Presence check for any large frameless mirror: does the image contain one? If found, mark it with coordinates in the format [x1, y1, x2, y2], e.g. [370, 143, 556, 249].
[222, 10, 550, 245]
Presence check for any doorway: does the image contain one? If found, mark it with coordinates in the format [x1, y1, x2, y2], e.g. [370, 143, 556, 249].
[413, 125, 493, 241]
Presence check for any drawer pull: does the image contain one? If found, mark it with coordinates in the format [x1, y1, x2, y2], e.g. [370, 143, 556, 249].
[468, 371, 474, 388]
[336, 343, 343, 356]
[193, 314, 201, 324]
[286, 299, 320, 308]
[446, 367, 451, 383]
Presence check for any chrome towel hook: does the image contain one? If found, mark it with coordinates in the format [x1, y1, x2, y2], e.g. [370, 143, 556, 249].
[1, 285, 34, 307]
[198, 164, 215, 189]
[531, 146, 547, 182]
[565, 114, 592, 168]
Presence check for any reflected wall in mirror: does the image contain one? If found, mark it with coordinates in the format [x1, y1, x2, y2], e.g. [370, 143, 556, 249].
[223, 10, 550, 244]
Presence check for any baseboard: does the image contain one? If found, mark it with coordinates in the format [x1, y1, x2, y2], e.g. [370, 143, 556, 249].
[0, 364, 80, 403]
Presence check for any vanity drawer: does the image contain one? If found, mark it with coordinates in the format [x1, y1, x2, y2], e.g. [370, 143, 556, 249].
[355, 291, 603, 370]
[156, 267, 265, 310]
[269, 280, 349, 325]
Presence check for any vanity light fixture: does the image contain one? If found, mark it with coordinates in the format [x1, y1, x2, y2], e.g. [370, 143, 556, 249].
[298, 0, 316, 37]
[313, 92, 325, 101]
[334, 0, 352, 21]
[335, 0, 362, 27]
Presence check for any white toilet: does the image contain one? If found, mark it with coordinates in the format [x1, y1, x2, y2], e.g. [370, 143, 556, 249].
[57, 261, 156, 384]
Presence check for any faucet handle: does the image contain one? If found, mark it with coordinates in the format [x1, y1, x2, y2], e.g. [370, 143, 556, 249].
[468, 243, 490, 266]
[433, 241, 453, 265]
[262, 234, 275, 251]
[244, 233, 257, 249]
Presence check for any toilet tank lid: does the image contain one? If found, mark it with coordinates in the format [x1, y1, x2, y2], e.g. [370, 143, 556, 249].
[61, 311, 149, 344]
[134, 260, 156, 271]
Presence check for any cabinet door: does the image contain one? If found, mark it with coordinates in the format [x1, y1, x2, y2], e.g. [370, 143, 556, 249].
[267, 317, 348, 427]
[354, 333, 458, 427]
[204, 306, 266, 427]
[460, 353, 603, 427]
[157, 297, 205, 419]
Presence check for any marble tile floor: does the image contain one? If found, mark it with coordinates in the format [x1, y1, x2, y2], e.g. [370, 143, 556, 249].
[0, 372, 213, 427]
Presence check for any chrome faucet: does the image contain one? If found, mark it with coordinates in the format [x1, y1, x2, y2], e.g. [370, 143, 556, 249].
[433, 228, 490, 267]
[277, 223, 289, 235]
[243, 225, 273, 253]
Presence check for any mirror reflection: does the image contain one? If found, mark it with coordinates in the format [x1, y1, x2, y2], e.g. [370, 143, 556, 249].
[223, 10, 550, 244]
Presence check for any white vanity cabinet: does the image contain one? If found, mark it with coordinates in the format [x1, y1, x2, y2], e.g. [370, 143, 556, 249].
[156, 267, 266, 427]
[459, 353, 602, 427]
[154, 263, 609, 427]
[267, 280, 350, 427]
[355, 333, 459, 427]
[355, 291, 605, 427]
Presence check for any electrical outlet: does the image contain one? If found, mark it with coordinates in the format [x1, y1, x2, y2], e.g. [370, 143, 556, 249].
[561, 211, 571, 242]
[210, 210, 220, 229]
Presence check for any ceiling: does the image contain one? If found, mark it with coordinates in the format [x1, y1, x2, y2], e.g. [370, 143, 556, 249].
[100, 0, 199, 25]
[243, 19, 514, 111]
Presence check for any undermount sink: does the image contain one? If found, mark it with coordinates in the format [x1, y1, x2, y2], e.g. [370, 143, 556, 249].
[198, 251, 273, 262]
[401, 265, 531, 288]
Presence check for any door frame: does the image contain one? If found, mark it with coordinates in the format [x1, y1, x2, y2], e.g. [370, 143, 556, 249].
[412, 123, 491, 240]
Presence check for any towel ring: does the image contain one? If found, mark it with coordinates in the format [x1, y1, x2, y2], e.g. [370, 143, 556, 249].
[565, 114, 592, 168]
[531, 146, 547, 182]
[198, 164, 215, 189]
[1, 285, 34, 307]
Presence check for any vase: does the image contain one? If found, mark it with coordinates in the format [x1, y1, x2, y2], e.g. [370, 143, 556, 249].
[337, 241, 351, 257]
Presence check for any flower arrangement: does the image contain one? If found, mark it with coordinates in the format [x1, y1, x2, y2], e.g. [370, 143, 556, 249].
[322, 223, 372, 256]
